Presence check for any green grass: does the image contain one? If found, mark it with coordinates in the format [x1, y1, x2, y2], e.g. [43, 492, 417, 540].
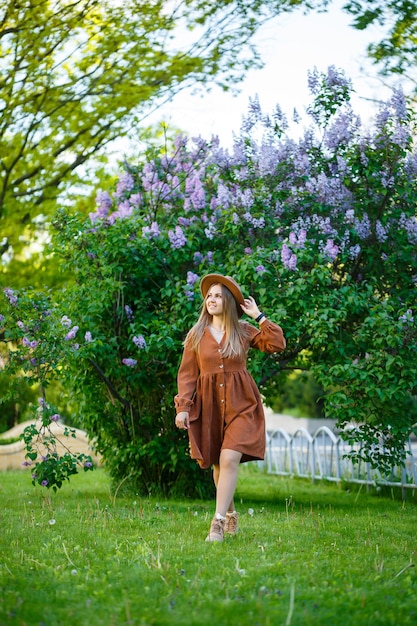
[0, 466, 416, 626]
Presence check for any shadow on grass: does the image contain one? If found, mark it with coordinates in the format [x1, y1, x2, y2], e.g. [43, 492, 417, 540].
[234, 465, 417, 513]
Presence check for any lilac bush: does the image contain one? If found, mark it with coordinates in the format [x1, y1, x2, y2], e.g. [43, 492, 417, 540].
[1, 67, 416, 493]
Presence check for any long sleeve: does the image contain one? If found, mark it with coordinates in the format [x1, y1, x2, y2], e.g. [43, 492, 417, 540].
[247, 319, 286, 353]
[174, 345, 200, 413]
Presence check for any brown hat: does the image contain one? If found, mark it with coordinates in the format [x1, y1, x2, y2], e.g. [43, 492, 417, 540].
[200, 273, 245, 318]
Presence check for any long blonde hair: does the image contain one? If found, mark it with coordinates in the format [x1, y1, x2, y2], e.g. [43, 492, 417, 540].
[184, 283, 250, 359]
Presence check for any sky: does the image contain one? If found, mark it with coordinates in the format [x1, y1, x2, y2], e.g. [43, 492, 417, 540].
[129, 0, 397, 152]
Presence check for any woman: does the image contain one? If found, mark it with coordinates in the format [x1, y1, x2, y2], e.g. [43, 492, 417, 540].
[174, 273, 286, 542]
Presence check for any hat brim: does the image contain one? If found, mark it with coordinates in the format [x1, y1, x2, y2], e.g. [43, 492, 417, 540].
[200, 274, 244, 318]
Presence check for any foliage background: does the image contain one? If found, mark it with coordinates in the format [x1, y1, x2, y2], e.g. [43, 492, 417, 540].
[1, 66, 416, 496]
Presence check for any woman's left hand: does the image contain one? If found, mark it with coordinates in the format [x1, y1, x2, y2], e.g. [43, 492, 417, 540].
[240, 296, 261, 320]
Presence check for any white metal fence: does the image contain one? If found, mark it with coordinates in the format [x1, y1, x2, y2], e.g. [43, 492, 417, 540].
[265, 426, 417, 492]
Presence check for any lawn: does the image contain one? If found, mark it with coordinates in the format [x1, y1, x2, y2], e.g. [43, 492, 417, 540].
[0, 466, 416, 626]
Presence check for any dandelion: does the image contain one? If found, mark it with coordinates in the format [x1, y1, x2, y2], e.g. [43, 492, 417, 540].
[248, 508, 254, 516]
[49, 519, 56, 526]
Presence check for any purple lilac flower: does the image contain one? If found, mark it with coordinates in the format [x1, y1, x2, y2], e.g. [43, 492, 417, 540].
[216, 183, 231, 208]
[115, 172, 135, 197]
[307, 67, 320, 95]
[168, 226, 187, 249]
[133, 335, 146, 349]
[0, 314, 5, 325]
[186, 271, 199, 286]
[38, 397, 47, 409]
[255, 265, 266, 274]
[391, 87, 408, 121]
[84, 461, 93, 468]
[243, 212, 265, 229]
[237, 188, 254, 210]
[50, 414, 60, 422]
[244, 247, 252, 255]
[64, 326, 79, 341]
[4, 288, 18, 305]
[72, 343, 80, 351]
[125, 305, 133, 320]
[61, 316, 72, 328]
[193, 252, 203, 264]
[122, 358, 137, 367]
[281, 244, 292, 265]
[376, 220, 388, 243]
[129, 193, 142, 206]
[354, 214, 371, 240]
[323, 239, 339, 261]
[117, 200, 133, 219]
[17, 320, 25, 329]
[204, 222, 216, 240]
[190, 178, 206, 210]
[288, 254, 297, 271]
[41, 480, 49, 487]
[85, 331, 92, 343]
[141, 221, 160, 239]
[399, 309, 414, 323]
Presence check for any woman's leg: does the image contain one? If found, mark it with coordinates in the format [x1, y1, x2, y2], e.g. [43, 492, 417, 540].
[214, 448, 242, 517]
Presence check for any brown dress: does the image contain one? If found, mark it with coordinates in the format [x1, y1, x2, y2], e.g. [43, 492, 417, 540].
[174, 319, 286, 469]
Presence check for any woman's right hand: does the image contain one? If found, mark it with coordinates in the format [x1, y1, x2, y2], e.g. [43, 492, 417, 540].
[175, 411, 190, 430]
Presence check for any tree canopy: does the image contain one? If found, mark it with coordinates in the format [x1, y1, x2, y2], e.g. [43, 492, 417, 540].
[341, 1, 417, 88]
[0, 0, 323, 276]
[2, 67, 416, 495]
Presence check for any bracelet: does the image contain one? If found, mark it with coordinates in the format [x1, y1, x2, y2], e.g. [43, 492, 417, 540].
[255, 312, 265, 323]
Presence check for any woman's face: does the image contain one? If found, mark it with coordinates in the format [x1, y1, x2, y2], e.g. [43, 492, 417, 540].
[205, 283, 224, 317]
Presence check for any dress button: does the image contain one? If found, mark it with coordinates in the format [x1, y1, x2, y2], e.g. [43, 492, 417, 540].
[219, 364, 223, 368]
[219, 383, 224, 387]
[221, 399, 224, 403]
